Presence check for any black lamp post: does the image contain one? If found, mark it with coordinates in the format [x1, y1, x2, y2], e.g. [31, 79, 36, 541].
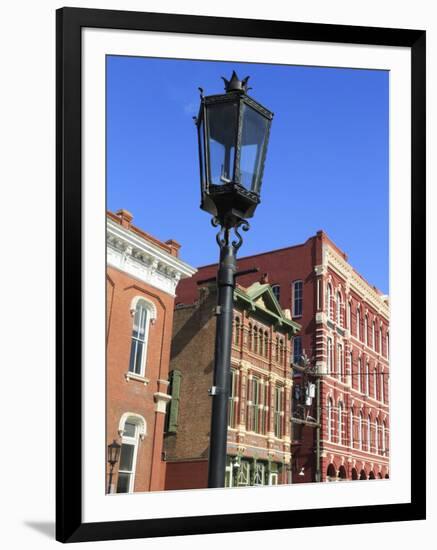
[195, 71, 273, 488]
[107, 439, 121, 494]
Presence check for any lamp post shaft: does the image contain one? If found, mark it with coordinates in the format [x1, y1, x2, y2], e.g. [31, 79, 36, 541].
[208, 235, 237, 488]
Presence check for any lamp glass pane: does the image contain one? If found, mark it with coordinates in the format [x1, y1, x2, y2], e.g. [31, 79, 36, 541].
[198, 117, 206, 189]
[239, 104, 269, 193]
[206, 101, 238, 185]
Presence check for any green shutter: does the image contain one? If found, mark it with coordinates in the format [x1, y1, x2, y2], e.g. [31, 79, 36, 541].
[167, 370, 182, 433]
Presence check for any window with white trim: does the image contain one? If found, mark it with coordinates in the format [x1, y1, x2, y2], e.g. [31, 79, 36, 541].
[336, 291, 342, 326]
[379, 326, 383, 354]
[327, 283, 332, 320]
[337, 343, 344, 381]
[372, 320, 376, 350]
[327, 337, 333, 376]
[367, 415, 371, 452]
[358, 357, 362, 393]
[274, 386, 283, 438]
[338, 401, 344, 445]
[349, 408, 354, 447]
[364, 315, 368, 346]
[375, 418, 380, 455]
[347, 301, 352, 330]
[356, 307, 361, 340]
[327, 397, 333, 441]
[292, 280, 303, 317]
[358, 411, 363, 450]
[380, 370, 385, 403]
[129, 299, 151, 376]
[116, 419, 141, 493]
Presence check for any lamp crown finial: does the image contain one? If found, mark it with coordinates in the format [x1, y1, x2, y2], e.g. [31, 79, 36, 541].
[222, 71, 250, 93]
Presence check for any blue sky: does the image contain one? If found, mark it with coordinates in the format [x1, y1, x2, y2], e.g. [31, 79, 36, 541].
[107, 56, 389, 294]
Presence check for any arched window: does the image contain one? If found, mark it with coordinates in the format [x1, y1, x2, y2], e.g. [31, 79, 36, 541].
[347, 301, 352, 329]
[275, 336, 279, 361]
[367, 415, 371, 452]
[372, 321, 376, 350]
[358, 357, 362, 393]
[349, 351, 353, 386]
[337, 343, 344, 381]
[375, 418, 380, 455]
[380, 370, 385, 403]
[327, 283, 332, 320]
[373, 367, 378, 399]
[336, 291, 342, 326]
[129, 298, 152, 376]
[234, 317, 241, 346]
[248, 323, 253, 351]
[358, 411, 363, 450]
[327, 398, 333, 441]
[327, 337, 333, 375]
[365, 361, 370, 396]
[379, 326, 383, 354]
[338, 401, 344, 445]
[356, 307, 361, 340]
[364, 315, 368, 346]
[386, 332, 390, 357]
[264, 331, 269, 358]
[254, 327, 259, 354]
[382, 421, 387, 455]
[349, 408, 354, 447]
[116, 414, 146, 494]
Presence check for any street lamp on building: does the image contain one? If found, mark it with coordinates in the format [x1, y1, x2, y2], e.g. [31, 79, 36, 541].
[107, 439, 121, 494]
[195, 71, 273, 488]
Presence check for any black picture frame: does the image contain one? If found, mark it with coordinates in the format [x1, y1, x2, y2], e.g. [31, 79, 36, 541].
[56, 7, 426, 543]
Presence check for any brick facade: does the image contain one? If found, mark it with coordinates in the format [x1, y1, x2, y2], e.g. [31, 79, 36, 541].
[106, 210, 196, 493]
[164, 281, 300, 490]
[175, 230, 390, 483]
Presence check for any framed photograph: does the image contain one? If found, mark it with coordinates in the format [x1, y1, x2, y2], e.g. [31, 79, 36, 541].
[56, 7, 426, 543]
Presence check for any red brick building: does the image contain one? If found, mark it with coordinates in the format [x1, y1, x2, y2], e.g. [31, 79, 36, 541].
[175, 230, 390, 483]
[106, 210, 196, 493]
[164, 280, 300, 490]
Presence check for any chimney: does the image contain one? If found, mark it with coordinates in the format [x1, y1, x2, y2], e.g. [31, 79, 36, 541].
[165, 239, 181, 257]
[260, 272, 269, 284]
[115, 209, 133, 229]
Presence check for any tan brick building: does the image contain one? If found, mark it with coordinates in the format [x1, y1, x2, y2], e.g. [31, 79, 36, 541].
[164, 279, 300, 490]
[106, 210, 196, 493]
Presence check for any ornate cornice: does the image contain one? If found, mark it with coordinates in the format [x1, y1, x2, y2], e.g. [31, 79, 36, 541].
[323, 244, 389, 319]
[107, 218, 196, 297]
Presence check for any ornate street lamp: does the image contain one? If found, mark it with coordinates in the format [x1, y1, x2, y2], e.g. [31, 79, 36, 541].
[195, 72, 273, 488]
[107, 439, 121, 494]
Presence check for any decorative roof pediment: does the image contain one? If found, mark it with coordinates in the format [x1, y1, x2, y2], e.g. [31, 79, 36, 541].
[235, 282, 300, 334]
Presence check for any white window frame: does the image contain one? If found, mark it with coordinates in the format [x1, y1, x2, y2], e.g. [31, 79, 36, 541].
[358, 412, 363, 450]
[364, 315, 368, 346]
[269, 472, 279, 486]
[327, 398, 333, 441]
[337, 343, 344, 381]
[338, 401, 343, 445]
[349, 408, 354, 447]
[128, 297, 154, 377]
[327, 337, 333, 376]
[336, 291, 342, 326]
[358, 357, 362, 393]
[326, 283, 332, 320]
[367, 415, 371, 452]
[372, 320, 376, 350]
[356, 307, 361, 340]
[116, 421, 140, 494]
[375, 419, 380, 455]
